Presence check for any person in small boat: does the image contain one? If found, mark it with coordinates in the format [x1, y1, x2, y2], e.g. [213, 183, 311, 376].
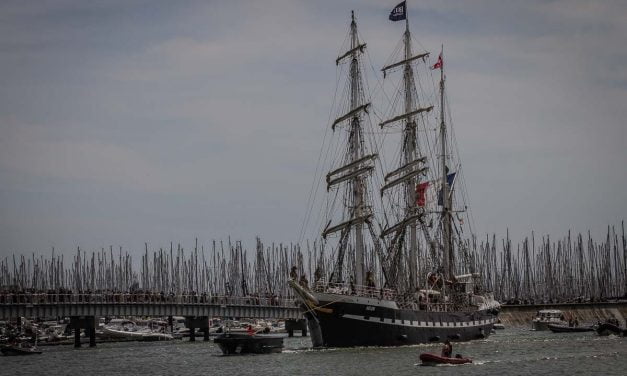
[441, 340, 452, 358]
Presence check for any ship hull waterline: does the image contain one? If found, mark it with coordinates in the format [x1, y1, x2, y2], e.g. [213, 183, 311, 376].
[300, 298, 498, 347]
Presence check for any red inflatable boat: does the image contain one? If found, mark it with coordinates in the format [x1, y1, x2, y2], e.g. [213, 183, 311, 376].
[419, 352, 472, 366]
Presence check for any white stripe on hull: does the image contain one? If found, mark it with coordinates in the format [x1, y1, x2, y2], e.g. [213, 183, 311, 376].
[341, 314, 497, 328]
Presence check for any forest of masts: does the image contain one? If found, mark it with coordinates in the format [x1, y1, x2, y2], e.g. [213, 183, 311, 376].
[1, 223, 626, 304]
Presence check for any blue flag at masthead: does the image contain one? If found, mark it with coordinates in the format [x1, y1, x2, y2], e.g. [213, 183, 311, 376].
[389, 1, 406, 21]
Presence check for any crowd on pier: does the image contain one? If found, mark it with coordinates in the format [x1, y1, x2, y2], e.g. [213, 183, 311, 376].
[0, 288, 294, 307]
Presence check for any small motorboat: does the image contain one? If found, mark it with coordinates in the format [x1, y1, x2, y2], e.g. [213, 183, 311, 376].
[419, 352, 472, 366]
[548, 324, 594, 333]
[531, 309, 567, 331]
[595, 323, 625, 337]
[1, 344, 42, 356]
[213, 332, 284, 355]
[101, 320, 174, 341]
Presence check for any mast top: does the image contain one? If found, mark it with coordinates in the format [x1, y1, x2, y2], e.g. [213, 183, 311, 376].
[405, 2, 409, 30]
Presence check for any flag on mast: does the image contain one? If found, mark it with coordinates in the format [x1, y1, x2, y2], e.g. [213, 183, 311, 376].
[431, 53, 443, 70]
[389, 1, 406, 21]
[437, 172, 456, 206]
[416, 182, 430, 207]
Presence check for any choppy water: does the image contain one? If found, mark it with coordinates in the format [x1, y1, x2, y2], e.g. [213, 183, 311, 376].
[1, 328, 625, 376]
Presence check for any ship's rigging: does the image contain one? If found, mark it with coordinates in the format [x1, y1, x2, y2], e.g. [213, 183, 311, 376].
[299, 7, 478, 296]
[290, 5, 500, 348]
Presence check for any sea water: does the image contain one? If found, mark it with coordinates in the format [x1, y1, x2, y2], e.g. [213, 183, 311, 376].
[1, 327, 625, 376]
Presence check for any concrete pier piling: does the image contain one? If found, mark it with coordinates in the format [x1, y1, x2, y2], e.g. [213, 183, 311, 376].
[285, 318, 308, 337]
[185, 316, 209, 342]
[70, 316, 97, 348]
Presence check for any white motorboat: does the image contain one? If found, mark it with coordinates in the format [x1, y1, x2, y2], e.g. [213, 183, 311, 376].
[532, 309, 567, 331]
[101, 320, 173, 341]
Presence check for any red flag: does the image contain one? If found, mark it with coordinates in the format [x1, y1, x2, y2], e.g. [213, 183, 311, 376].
[431, 54, 443, 70]
[416, 182, 430, 207]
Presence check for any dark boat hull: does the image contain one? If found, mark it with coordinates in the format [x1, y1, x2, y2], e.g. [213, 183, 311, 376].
[595, 323, 626, 337]
[548, 324, 594, 333]
[419, 352, 472, 365]
[1, 346, 42, 356]
[308, 299, 497, 347]
[213, 333, 283, 355]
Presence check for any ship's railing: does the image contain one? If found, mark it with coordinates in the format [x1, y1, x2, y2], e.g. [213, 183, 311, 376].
[313, 281, 400, 301]
[0, 292, 297, 308]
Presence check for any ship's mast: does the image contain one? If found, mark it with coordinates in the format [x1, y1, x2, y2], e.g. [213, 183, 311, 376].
[438, 46, 453, 279]
[402, 16, 418, 291]
[325, 11, 377, 287]
[349, 11, 365, 287]
[379, 4, 434, 292]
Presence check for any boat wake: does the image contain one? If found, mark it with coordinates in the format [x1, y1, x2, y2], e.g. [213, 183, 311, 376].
[469, 351, 622, 366]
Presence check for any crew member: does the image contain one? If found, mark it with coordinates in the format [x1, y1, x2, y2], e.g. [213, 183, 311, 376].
[246, 325, 255, 336]
[441, 339, 452, 357]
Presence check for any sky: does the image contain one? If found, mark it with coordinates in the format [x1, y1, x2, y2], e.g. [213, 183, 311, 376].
[0, 0, 625, 258]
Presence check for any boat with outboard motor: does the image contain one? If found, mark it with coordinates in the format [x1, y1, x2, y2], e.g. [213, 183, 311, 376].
[531, 310, 567, 331]
[1, 343, 42, 356]
[213, 332, 284, 355]
[548, 324, 594, 333]
[419, 352, 471, 366]
[595, 321, 626, 336]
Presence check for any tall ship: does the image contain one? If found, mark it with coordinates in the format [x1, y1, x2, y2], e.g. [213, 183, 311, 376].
[290, 3, 500, 347]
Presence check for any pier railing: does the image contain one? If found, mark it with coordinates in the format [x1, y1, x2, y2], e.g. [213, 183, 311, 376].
[0, 292, 297, 308]
[313, 281, 400, 301]
[310, 282, 464, 312]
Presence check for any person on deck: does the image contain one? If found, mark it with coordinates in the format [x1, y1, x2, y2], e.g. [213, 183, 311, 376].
[246, 325, 255, 336]
[366, 271, 376, 289]
[299, 274, 309, 289]
[441, 339, 452, 358]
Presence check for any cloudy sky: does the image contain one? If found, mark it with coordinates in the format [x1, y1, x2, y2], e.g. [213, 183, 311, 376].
[1, 0, 625, 257]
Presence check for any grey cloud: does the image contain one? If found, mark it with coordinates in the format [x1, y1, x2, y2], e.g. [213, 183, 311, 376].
[0, 0, 625, 255]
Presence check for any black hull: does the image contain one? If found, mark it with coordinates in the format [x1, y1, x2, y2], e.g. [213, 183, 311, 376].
[213, 333, 283, 355]
[1, 346, 42, 356]
[307, 299, 497, 347]
[595, 323, 626, 337]
[548, 324, 594, 333]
